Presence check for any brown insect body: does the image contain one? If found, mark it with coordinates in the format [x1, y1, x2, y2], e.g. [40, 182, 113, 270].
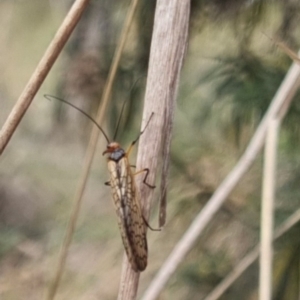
[45, 95, 154, 272]
[103, 142, 148, 272]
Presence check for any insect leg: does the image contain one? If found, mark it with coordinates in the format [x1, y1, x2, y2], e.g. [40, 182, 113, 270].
[133, 168, 155, 189]
[142, 215, 161, 232]
[126, 113, 154, 157]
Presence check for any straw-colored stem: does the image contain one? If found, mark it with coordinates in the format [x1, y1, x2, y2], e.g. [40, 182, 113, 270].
[259, 118, 280, 300]
[0, 0, 90, 155]
[117, 0, 190, 299]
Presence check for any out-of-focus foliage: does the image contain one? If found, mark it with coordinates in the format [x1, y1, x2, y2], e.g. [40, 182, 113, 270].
[1, 0, 300, 299]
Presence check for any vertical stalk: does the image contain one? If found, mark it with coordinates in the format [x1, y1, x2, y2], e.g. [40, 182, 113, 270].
[259, 118, 280, 300]
[117, 0, 190, 299]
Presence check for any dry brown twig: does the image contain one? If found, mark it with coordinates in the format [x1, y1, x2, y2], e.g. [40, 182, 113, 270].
[0, 0, 90, 155]
[266, 34, 300, 63]
[117, 0, 190, 299]
[141, 54, 300, 300]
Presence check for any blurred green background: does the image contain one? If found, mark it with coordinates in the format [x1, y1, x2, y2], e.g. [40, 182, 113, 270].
[1, 1, 300, 299]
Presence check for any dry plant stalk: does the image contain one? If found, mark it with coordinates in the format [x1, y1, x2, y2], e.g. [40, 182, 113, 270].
[268, 35, 300, 63]
[259, 118, 280, 300]
[0, 0, 90, 155]
[141, 56, 300, 300]
[204, 208, 300, 300]
[117, 0, 190, 299]
[45, 0, 141, 299]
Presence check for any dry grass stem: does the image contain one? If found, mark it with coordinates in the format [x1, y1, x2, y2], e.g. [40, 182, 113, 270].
[0, 0, 90, 155]
[259, 118, 280, 300]
[203, 208, 300, 300]
[270, 36, 300, 63]
[45, 0, 141, 299]
[117, 0, 190, 299]
[141, 55, 300, 300]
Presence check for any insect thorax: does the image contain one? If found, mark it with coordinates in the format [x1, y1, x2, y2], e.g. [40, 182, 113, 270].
[109, 148, 126, 162]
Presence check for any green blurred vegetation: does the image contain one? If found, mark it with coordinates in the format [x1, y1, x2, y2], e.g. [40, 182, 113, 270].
[1, 0, 300, 299]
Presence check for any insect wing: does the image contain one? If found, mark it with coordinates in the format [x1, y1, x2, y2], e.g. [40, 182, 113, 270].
[108, 158, 148, 271]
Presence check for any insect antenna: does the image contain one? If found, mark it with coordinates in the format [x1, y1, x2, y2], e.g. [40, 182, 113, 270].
[44, 94, 110, 144]
[112, 95, 128, 141]
[132, 112, 154, 147]
[112, 77, 145, 141]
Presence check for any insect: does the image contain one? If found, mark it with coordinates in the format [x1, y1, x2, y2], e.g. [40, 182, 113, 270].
[45, 95, 156, 272]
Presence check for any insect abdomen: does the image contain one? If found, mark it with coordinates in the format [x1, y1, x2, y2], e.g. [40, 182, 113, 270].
[108, 158, 148, 271]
